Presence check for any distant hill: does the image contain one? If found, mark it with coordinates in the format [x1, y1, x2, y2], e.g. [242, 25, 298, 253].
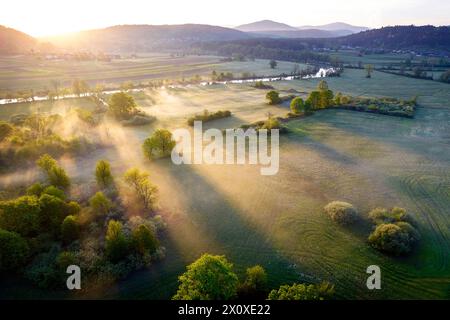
[247, 29, 336, 38]
[43, 24, 252, 52]
[335, 25, 450, 51]
[297, 22, 369, 35]
[235, 20, 298, 32]
[0, 25, 37, 54]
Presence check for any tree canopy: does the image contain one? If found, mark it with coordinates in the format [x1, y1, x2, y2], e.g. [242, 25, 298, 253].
[173, 254, 239, 300]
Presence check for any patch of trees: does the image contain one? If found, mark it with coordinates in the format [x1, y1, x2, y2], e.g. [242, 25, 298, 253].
[0, 155, 166, 289]
[252, 81, 274, 90]
[268, 282, 335, 300]
[368, 207, 420, 255]
[195, 38, 332, 64]
[172, 254, 334, 300]
[108, 92, 155, 126]
[211, 71, 234, 81]
[187, 109, 232, 126]
[0, 114, 94, 171]
[323, 201, 421, 256]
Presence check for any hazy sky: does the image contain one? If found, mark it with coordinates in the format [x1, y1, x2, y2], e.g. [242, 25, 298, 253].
[2, 0, 449, 36]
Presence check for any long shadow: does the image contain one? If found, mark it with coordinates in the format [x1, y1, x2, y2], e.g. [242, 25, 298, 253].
[113, 161, 306, 299]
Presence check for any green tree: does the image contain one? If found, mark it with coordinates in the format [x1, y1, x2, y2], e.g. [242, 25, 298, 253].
[38, 194, 71, 235]
[36, 154, 57, 173]
[0, 228, 29, 271]
[61, 215, 80, 244]
[95, 160, 114, 188]
[48, 166, 71, 189]
[0, 121, 13, 142]
[268, 282, 335, 300]
[290, 97, 305, 114]
[108, 92, 138, 120]
[368, 222, 420, 255]
[265, 90, 281, 105]
[173, 254, 239, 300]
[238, 265, 268, 299]
[269, 60, 277, 69]
[36, 154, 70, 189]
[0, 196, 40, 237]
[142, 129, 176, 160]
[105, 220, 129, 262]
[306, 91, 321, 110]
[317, 80, 329, 91]
[132, 224, 159, 256]
[42, 186, 66, 200]
[89, 191, 112, 216]
[124, 168, 157, 211]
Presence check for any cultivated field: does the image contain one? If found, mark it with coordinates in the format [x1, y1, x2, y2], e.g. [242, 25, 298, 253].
[0, 66, 449, 299]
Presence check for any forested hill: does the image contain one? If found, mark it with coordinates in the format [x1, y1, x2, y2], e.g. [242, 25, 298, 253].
[335, 25, 450, 51]
[43, 24, 252, 52]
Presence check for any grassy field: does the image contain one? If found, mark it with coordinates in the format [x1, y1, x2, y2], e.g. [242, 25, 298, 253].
[0, 54, 306, 92]
[1, 68, 449, 299]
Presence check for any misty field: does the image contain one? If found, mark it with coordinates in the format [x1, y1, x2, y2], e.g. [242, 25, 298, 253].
[1, 68, 449, 299]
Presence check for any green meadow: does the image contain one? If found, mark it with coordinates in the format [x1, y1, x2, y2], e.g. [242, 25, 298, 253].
[0, 59, 449, 299]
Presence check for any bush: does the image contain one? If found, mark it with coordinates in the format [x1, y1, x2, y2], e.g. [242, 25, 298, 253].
[0, 228, 29, 271]
[173, 254, 239, 300]
[368, 207, 412, 225]
[61, 215, 80, 244]
[266, 91, 281, 105]
[25, 245, 62, 288]
[324, 201, 357, 225]
[187, 110, 231, 126]
[368, 222, 420, 255]
[268, 282, 335, 300]
[56, 251, 78, 270]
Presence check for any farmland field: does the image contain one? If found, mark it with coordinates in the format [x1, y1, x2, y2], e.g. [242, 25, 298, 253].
[1, 67, 449, 299]
[0, 54, 305, 92]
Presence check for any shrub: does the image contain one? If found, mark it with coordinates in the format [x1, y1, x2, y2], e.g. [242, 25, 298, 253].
[0, 228, 29, 271]
[268, 282, 335, 300]
[368, 222, 420, 255]
[266, 91, 281, 105]
[368, 207, 411, 225]
[173, 254, 239, 300]
[324, 201, 358, 225]
[187, 110, 231, 126]
[56, 251, 78, 270]
[61, 215, 80, 244]
[0, 121, 13, 142]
